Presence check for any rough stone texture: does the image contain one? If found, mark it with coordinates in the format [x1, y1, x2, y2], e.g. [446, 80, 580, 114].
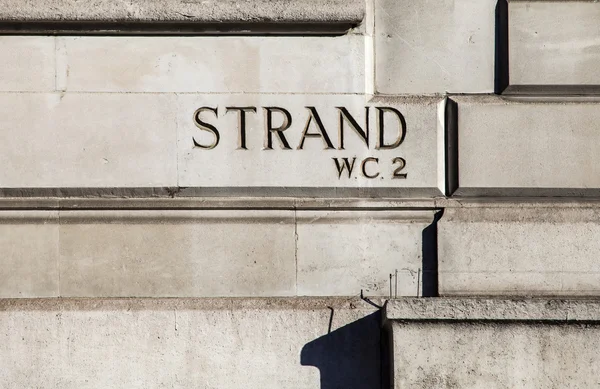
[452, 96, 600, 196]
[0, 209, 435, 297]
[57, 36, 364, 94]
[0, 0, 364, 33]
[296, 210, 435, 296]
[0, 298, 382, 389]
[385, 298, 600, 321]
[438, 206, 600, 296]
[510, 1, 600, 86]
[385, 298, 600, 389]
[375, 0, 495, 94]
[388, 321, 600, 389]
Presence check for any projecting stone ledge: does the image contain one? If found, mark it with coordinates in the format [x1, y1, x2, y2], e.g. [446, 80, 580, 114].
[385, 298, 600, 322]
[385, 298, 600, 388]
[0, 0, 364, 34]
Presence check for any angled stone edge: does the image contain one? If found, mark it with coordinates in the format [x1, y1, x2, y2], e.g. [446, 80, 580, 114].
[0, 0, 364, 34]
[384, 298, 600, 322]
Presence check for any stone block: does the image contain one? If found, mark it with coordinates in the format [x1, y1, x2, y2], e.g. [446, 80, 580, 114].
[439, 206, 600, 296]
[385, 298, 600, 389]
[58, 210, 297, 297]
[0, 93, 177, 188]
[0, 298, 381, 388]
[453, 96, 600, 196]
[375, 0, 495, 94]
[0, 37, 54, 92]
[177, 95, 446, 197]
[0, 0, 364, 34]
[57, 35, 365, 94]
[0, 212, 59, 298]
[509, 1, 600, 87]
[296, 210, 435, 296]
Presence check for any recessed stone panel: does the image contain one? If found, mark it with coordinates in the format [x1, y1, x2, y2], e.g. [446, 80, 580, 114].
[453, 96, 600, 196]
[177, 95, 445, 197]
[375, 0, 495, 94]
[509, 1, 600, 87]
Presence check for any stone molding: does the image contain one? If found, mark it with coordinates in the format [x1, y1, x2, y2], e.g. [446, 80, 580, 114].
[385, 298, 600, 322]
[0, 0, 364, 34]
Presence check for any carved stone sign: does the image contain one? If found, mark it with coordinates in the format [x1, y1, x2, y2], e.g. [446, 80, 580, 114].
[177, 95, 445, 196]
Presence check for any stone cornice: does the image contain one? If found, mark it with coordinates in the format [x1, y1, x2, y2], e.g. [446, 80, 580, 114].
[0, 0, 364, 34]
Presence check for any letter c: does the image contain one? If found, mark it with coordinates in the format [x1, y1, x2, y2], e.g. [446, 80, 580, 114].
[361, 157, 380, 179]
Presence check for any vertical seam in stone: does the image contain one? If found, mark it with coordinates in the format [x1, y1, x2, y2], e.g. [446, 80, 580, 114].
[294, 207, 298, 296]
[372, 0, 377, 95]
[174, 93, 179, 189]
[57, 209, 61, 297]
[53, 36, 57, 92]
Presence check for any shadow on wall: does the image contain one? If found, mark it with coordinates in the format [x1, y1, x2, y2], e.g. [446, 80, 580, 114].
[495, 0, 509, 93]
[301, 310, 385, 389]
[422, 210, 443, 297]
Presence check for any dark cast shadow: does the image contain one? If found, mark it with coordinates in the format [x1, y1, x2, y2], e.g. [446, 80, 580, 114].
[421, 210, 443, 297]
[300, 310, 385, 389]
[495, 0, 509, 94]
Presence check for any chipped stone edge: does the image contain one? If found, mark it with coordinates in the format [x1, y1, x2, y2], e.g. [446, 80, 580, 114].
[0, 296, 383, 312]
[385, 298, 600, 322]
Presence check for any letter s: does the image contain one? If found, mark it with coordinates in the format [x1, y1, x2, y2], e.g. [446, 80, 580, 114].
[192, 107, 220, 149]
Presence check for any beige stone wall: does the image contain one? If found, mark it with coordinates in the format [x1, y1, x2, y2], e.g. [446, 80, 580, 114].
[2, 0, 600, 387]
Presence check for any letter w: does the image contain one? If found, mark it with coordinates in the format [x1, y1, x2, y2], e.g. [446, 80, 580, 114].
[332, 157, 356, 179]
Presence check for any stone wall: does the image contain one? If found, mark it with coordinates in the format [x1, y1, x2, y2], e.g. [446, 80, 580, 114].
[1, 0, 599, 388]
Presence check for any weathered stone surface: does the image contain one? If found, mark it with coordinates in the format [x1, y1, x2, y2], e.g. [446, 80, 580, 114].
[296, 210, 435, 296]
[385, 298, 600, 389]
[0, 208, 435, 297]
[375, 0, 495, 94]
[386, 298, 600, 321]
[57, 35, 364, 94]
[0, 212, 59, 298]
[178, 95, 445, 196]
[438, 206, 600, 296]
[0, 298, 381, 389]
[59, 210, 297, 297]
[452, 96, 600, 196]
[0, 93, 177, 188]
[510, 1, 600, 86]
[387, 321, 600, 389]
[0, 0, 364, 33]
